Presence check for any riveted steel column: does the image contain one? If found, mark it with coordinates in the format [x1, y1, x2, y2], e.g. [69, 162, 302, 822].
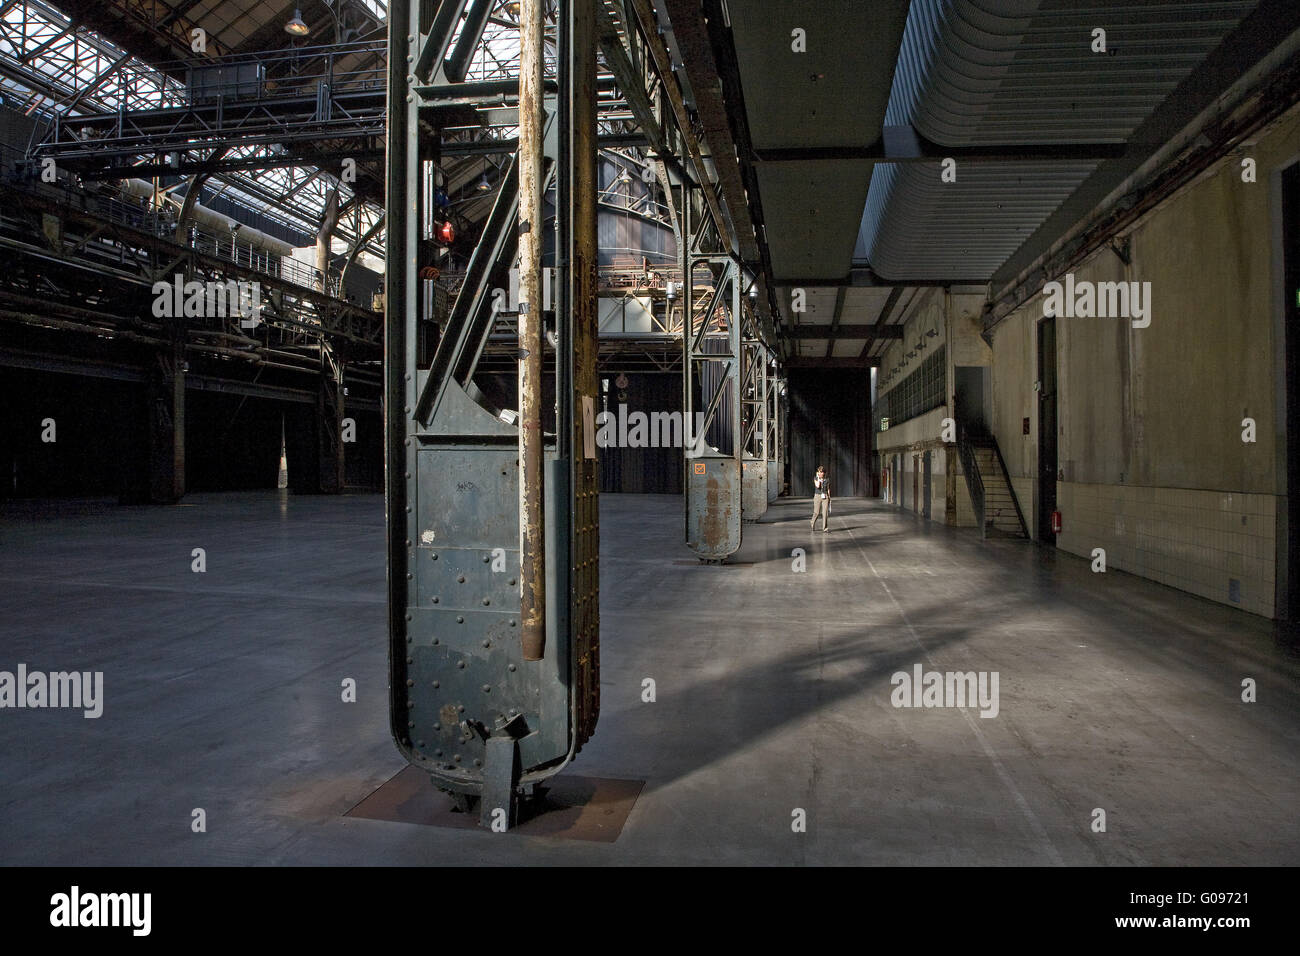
[384, 0, 417, 764]
[569, 0, 601, 744]
[518, 0, 546, 662]
[730, 257, 743, 465]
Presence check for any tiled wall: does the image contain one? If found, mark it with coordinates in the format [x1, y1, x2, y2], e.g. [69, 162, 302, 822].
[1056, 482, 1277, 617]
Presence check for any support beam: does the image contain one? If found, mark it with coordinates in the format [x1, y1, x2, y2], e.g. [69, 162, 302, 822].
[445, 0, 495, 84]
[779, 269, 985, 288]
[785, 356, 881, 369]
[384, 0, 601, 828]
[518, 0, 546, 662]
[596, 3, 666, 155]
[824, 287, 847, 358]
[659, 0, 783, 338]
[145, 319, 186, 504]
[315, 186, 342, 295]
[628, 0, 732, 256]
[753, 128, 1126, 164]
[860, 286, 905, 361]
[318, 349, 345, 494]
[786, 324, 903, 340]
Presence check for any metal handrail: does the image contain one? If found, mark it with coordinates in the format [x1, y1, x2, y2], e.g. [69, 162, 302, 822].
[3, 174, 339, 297]
[956, 427, 987, 539]
[985, 436, 1030, 538]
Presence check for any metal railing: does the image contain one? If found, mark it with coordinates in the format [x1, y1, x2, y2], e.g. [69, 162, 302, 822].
[1, 170, 338, 296]
[984, 436, 1030, 538]
[38, 41, 388, 162]
[956, 427, 987, 539]
[159, 42, 387, 106]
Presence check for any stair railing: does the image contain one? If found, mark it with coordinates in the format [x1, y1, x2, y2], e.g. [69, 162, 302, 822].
[956, 426, 986, 539]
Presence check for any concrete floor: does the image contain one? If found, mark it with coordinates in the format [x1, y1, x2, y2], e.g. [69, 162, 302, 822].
[1, 491, 1297, 865]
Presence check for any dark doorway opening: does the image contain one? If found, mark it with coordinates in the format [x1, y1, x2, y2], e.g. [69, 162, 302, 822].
[1037, 316, 1058, 544]
[954, 366, 991, 437]
[922, 450, 932, 519]
[912, 454, 919, 513]
[787, 368, 870, 496]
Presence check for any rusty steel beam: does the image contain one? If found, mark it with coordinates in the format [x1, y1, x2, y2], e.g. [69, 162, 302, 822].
[787, 324, 904, 340]
[570, 0, 601, 746]
[824, 287, 847, 358]
[658, 0, 756, 260]
[660, 0, 779, 348]
[860, 286, 905, 361]
[518, 0, 546, 662]
[627, 0, 732, 256]
[786, 356, 882, 369]
[596, 2, 666, 156]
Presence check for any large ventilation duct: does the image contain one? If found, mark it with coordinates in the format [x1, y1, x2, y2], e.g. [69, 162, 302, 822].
[858, 0, 1257, 281]
[119, 179, 295, 258]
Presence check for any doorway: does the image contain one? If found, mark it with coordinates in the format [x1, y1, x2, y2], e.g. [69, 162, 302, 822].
[1037, 316, 1058, 543]
[912, 455, 919, 514]
[922, 451, 932, 519]
[954, 366, 991, 438]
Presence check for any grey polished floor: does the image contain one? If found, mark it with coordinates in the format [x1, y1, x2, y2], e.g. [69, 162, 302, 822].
[1, 491, 1296, 865]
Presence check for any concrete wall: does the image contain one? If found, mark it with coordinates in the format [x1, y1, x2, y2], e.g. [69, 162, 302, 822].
[877, 290, 989, 526]
[881, 444, 948, 520]
[990, 305, 1041, 535]
[988, 101, 1300, 617]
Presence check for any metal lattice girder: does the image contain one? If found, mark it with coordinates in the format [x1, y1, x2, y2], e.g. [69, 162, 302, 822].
[682, 168, 743, 557]
[386, 0, 600, 828]
[2, 0, 386, 256]
[0, 179, 382, 349]
[737, 280, 769, 519]
[766, 356, 782, 502]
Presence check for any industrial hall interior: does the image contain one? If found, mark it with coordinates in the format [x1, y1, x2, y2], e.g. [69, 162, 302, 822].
[0, 0, 1297, 868]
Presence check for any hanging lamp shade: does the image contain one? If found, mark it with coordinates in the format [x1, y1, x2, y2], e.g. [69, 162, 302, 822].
[285, 8, 310, 36]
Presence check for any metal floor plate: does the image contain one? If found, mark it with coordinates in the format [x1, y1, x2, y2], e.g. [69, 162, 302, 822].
[346, 766, 644, 842]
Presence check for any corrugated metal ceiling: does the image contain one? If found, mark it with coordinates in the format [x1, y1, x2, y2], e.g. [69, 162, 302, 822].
[858, 0, 1258, 281]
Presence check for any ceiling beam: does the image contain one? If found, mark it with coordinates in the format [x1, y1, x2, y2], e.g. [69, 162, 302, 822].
[823, 287, 847, 358]
[658, 0, 780, 348]
[788, 324, 903, 340]
[596, 3, 666, 156]
[754, 127, 1125, 164]
[778, 268, 983, 288]
[860, 286, 904, 361]
[786, 356, 880, 369]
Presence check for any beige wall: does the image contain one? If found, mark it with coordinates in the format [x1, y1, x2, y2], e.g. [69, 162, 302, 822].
[990, 305, 1039, 532]
[877, 289, 988, 526]
[987, 101, 1300, 616]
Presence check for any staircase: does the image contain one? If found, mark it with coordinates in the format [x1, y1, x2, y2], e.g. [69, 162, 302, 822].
[957, 429, 1028, 539]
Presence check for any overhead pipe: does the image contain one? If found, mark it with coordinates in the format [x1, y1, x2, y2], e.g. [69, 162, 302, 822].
[119, 179, 295, 257]
[517, 0, 546, 662]
[414, 0, 470, 82]
[316, 185, 342, 294]
[445, 0, 495, 84]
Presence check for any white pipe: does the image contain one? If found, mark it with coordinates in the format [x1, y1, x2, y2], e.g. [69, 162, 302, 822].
[119, 179, 295, 257]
